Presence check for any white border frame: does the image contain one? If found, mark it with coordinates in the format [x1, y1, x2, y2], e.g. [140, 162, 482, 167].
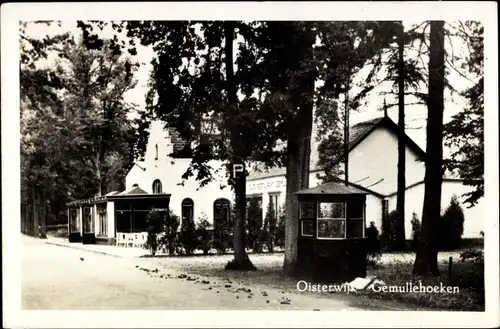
[2, 2, 498, 328]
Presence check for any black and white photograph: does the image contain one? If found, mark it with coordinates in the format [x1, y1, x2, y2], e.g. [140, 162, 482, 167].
[2, 2, 499, 328]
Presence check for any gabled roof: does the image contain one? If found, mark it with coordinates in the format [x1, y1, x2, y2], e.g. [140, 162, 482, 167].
[247, 115, 426, 181]
[348, 116, 426, 159]
[119, 186, 149, 195]
[295, 181, 368, 195]
[348, 117, 385, 150]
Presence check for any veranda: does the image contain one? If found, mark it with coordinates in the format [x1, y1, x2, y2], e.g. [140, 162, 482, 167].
[66, 186, 171, 246]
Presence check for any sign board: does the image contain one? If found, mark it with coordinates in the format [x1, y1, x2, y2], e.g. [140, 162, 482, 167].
[153, 208, 169, 211]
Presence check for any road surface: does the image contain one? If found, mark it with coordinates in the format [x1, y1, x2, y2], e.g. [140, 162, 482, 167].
[22, 236, 393, 310]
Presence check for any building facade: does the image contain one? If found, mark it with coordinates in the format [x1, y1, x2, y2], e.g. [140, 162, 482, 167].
[126, 117, 483, 239]
[125, 121, 233, 228]
[246, 116, 483, 239]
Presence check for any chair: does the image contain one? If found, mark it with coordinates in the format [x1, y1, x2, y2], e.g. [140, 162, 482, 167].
[139, 232, 148, 248]
[133, 233, 143, 248]
[116, 233, 125, 247]
[127, 234, 134, 248]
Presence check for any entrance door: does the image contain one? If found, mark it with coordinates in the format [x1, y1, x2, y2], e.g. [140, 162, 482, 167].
[68, 208, 81, 242]
[213, 199, 231, 250]
[82, 206, 95, 244]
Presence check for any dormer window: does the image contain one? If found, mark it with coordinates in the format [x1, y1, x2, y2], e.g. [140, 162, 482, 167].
[155, 144, 158, 160]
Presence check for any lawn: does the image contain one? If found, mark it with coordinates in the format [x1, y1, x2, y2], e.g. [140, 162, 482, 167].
[141, 249, 484, 311]
[361, 257, 484, 311]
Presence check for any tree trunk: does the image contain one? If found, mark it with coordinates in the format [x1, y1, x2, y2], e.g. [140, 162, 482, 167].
[394, 23, 407, 250]
[283, 24, 316, 276]
[413, 21, 445, 276]
[39, 195, 47, 239]
[283, 78, 314, 276]
[21, 202, 26, 234]
[224, 21, 255, 271]
[32, 188, 39, 238]
[343, 76, 351, 186]
[96, 154, 102, 196]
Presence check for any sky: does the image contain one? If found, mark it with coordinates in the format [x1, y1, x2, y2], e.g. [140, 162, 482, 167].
[23, 20, 477, 154]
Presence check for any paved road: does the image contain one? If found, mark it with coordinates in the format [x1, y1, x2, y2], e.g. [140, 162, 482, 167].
[22, 236, 395, 310]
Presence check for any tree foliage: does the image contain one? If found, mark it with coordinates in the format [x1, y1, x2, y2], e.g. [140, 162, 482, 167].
[58, 39, 144, 196]
[263, 200, 277, 252]
[438, 195, 465, 250]
[444, 21, 484, 207]
[246, 197, 263, 252]
[20, 21, 148, 236]
[21, 21, 75, 236]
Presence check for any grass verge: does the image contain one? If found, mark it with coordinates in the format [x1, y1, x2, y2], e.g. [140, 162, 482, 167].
[144, 250, 484, 311]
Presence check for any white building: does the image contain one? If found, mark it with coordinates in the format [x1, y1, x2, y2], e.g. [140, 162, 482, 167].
[125, 121, 233, 228]
[247, 115, 483, 239]
[126, 116, 483, 239]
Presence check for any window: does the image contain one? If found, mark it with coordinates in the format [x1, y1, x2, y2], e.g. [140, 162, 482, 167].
[214, 198, 231, 230]
[269, 193, 280, 219]
[82, 207, 94, 233]
[317, 202, 345, 239]
[132, 200, 150, 233]
[181, 198, 194, 226]
[155, 144, 158, 160]
[132, 212, 148, 232]
[115, 210, 131, 233]
[301, 220, 314, 236]
[97, 205, 107, 236]
[152, 179, 162, 194]
[246, 196, 263, 229]
[300, 201, 314, 219]
[299, 201, 315, 237]
[69, 208, 79, 233]
[347, 199, 365, 238]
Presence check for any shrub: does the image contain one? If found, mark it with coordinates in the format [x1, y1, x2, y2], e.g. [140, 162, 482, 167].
[365, 221, 382, 267]
[246, 197, 263, 252]
[410, 212, 421, 251]
[263, 201, 277, 252]
[438, 195, 465, 250]
[273, 207, 286, 249]
[460, 248, 484, 262]
[381, 210, 399, 251]
[196, 212, 212, 255]
[145, 210, 165, 256]
[49, 228, 68, 238]
[179, 215, 197, 256]
[213, 207, 233, 255]
[251, 228, 270, 253]
[160, 210, 180, 255]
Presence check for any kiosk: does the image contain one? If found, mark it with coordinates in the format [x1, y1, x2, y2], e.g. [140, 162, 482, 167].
[295, 182, 368, 283]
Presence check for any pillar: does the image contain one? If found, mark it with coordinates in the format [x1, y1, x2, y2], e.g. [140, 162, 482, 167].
[94, 204, 99, 236]
[78, 206, 83, 235]
[67, 208, 70, 237]
[107, 201, 115, 238]
[262, 192, 270, 227]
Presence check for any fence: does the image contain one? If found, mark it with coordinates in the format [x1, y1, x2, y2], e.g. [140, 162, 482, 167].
[46, 224, 68, 237]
